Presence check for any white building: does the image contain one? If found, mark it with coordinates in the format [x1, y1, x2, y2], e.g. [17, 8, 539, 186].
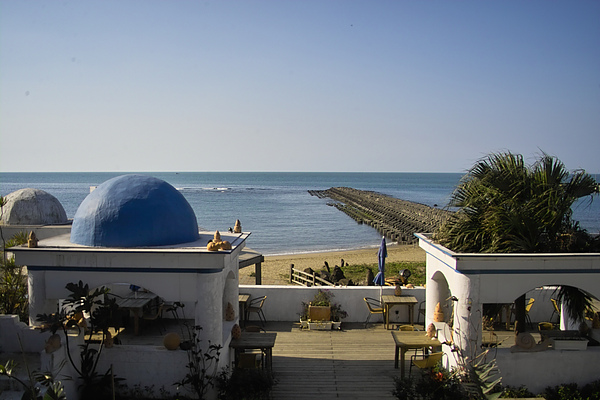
[417, 233, 600, 393]
[8, 174, 249, 399]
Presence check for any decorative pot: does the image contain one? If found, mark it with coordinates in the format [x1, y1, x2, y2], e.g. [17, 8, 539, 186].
[308, 321, 333, 330]
[308, 305, 331, 322]
[164, 332, 181, 350]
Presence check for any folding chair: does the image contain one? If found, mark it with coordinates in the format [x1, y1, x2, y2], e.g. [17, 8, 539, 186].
[417, 301, 426, 325]
[246, 296, 267, 326]
[410, 352, 444, 375]
[550, 299, 560, 324]
[142, 302, 165, 334]
[364, 297, 384, 327]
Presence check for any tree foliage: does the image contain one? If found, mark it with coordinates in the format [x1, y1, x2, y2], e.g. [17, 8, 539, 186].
[435, 152, 599, 253]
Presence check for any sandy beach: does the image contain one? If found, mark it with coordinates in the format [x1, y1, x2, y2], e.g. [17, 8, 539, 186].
[239, 243, 426, 285]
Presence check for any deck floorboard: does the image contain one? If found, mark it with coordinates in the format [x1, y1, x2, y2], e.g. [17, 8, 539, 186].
[267, 322, 400, 400]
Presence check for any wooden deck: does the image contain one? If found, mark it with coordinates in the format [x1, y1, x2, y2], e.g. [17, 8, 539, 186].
[100, 318, 519, 399]
[267, 321, 400, 399]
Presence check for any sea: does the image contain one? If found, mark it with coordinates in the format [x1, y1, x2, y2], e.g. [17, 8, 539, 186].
[1, 172, 599, 256]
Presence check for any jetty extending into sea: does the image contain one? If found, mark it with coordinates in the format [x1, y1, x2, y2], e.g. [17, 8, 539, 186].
[309, 187, 453, 244]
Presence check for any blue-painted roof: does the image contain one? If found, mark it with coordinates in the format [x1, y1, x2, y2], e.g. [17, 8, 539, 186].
[70, 174, 200, 247]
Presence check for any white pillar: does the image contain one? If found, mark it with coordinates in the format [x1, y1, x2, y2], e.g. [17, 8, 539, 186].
[194, 272, 223, 349]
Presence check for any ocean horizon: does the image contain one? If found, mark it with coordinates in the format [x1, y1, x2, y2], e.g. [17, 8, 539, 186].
[1, 172, 598, 256]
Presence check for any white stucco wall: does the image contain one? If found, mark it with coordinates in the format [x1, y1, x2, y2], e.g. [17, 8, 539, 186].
[238, 285, 426, 324]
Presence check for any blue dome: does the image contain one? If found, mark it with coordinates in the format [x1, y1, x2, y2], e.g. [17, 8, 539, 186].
[71, 175, 199, 247]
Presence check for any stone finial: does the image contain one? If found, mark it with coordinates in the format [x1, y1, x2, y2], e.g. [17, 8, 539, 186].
[433, 302, 444, 322]
[426, 323, 437, 339]
[27, 231, 38, 248]
[234, 219, 242, 233]
[394, 285, 402, 296]
[225, 302, 235, 321]
[231, 323, 242, 339]
[214, 230, 221, 241]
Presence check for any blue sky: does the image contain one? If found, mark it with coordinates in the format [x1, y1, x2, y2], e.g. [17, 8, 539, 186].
[1, 1, 599, 173]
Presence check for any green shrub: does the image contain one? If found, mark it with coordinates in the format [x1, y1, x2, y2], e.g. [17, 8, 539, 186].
[343, 261, 426, 286]
[393, 370, 467, 400]
[216, 367, 275, 400]
[499, 385, 536, 398]
[542, 380, 600, 400]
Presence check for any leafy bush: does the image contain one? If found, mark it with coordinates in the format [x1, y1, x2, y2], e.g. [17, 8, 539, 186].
[542, 380, 600, 400]
[342, 261, 426, 286]
[499, 385, 536, 398]
[175, 324, 222, 400]
[393, 370, 467, 400]
[1, 230, 29, 322]
[216, 367, 275, 400]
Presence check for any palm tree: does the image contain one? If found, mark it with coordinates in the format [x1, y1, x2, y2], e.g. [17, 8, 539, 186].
[435, 151, 599, 331]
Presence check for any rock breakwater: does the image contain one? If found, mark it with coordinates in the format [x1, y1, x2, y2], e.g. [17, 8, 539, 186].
[309, 187, 453, 244]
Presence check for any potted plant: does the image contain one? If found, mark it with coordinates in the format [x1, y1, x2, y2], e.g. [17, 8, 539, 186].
[331, 302, 348, 330]
[300, 290, 347, 330]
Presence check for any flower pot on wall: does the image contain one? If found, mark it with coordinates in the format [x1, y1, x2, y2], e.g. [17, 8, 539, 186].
[308, 305, 331, 322]
[308, 321, 333, 330]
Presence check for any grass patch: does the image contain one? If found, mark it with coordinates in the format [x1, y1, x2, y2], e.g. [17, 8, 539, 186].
[342, 261, 426, 286]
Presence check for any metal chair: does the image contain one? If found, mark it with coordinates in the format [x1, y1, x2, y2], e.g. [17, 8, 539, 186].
[363, 297, 384, 327]
[396, 325, 416, 331]
[510, 298, 535, 329]
[142, 302, 165, 334]
[550, 298, 560, 324]
[410, 351, 444, 375]
[417, 301, 426, 325]
[525, 298, 535, 328]
[246, 296, 267, 326]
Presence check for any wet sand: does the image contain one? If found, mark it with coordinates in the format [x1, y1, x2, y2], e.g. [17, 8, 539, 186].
[239, 243, 426, 285]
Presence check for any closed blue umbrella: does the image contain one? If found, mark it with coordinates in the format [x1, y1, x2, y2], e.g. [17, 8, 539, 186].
[373, 237, 387, 286]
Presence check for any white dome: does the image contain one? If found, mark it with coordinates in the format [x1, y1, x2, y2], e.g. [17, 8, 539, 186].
[0, 188, 68, 225]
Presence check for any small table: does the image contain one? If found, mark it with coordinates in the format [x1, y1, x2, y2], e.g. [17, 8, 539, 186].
[114, 292, 158, 335]
[392, 331, 441, 378]
[230, 332, 277, 373]
[239, 293, 251, 326]
[382, 295, 418, 330]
